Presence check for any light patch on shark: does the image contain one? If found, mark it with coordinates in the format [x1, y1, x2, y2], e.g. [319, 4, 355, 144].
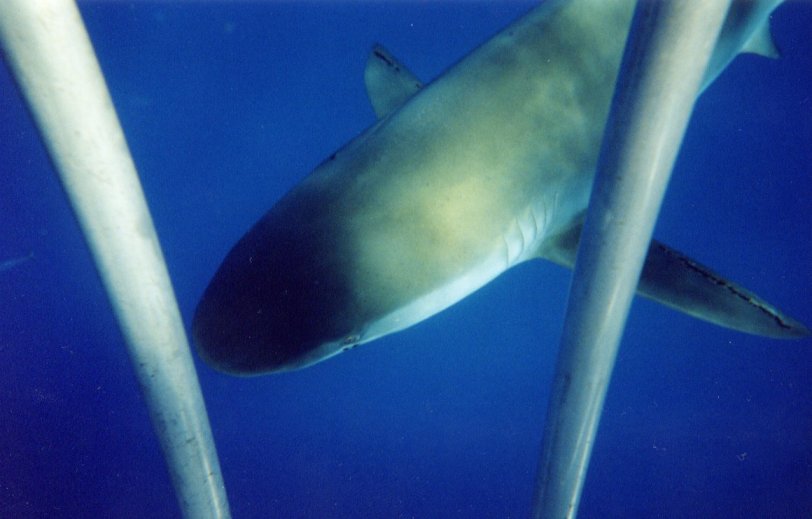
[193, 0, 806, 375]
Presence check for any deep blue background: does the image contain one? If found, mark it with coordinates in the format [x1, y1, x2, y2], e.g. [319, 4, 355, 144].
[1, 1, 810, 517]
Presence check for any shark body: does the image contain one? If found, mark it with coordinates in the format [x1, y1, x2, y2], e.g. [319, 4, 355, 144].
[194, 0, 806, 375]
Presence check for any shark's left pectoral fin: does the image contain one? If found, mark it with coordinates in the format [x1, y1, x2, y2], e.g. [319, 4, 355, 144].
[540, 219, 809, 339]
[364, 44, 423, 118]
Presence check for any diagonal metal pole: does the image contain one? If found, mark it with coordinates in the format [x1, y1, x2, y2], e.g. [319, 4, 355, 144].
[0, 1, 230, 517]
[531, 1, 732, 517]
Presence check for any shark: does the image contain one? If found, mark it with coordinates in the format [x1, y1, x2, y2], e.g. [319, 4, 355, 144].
[193, 0, 808, 375]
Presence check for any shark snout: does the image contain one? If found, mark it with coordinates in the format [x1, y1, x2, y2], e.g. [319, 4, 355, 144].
[192, 210, 363, 374]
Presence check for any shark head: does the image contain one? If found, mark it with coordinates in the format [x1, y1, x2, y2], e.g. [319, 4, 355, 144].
[192, 191, 370, 374]
[192, 152, 513, 375]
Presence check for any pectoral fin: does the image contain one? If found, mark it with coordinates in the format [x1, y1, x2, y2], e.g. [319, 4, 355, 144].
[540, 218, 809, 339]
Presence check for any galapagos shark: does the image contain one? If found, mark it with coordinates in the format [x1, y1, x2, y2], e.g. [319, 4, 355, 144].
[193, 0, 807, 375]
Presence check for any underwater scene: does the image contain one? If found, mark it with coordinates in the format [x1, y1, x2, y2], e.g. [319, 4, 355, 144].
[1, 1, 810, 517]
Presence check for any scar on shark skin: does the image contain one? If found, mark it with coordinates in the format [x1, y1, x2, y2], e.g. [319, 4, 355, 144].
[373, 48, 398, 71]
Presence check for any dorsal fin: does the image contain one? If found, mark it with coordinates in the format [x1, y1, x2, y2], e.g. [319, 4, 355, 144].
[364, 44, 423, 119]
[742, 21, 780, 59]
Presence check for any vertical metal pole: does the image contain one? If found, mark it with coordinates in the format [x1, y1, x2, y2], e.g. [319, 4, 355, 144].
[0, 2, 231, 517]
[531, 1, 731, 517]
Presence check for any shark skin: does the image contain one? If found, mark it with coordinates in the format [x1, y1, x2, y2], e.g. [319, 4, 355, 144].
[193, 0, 807, 375]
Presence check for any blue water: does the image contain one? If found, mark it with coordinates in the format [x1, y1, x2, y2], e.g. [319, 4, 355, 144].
[1, 2, 810, 518]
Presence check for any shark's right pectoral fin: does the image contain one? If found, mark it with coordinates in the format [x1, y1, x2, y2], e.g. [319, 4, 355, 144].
[636, 242, 808, 339]
[540, 218, 809, 339]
